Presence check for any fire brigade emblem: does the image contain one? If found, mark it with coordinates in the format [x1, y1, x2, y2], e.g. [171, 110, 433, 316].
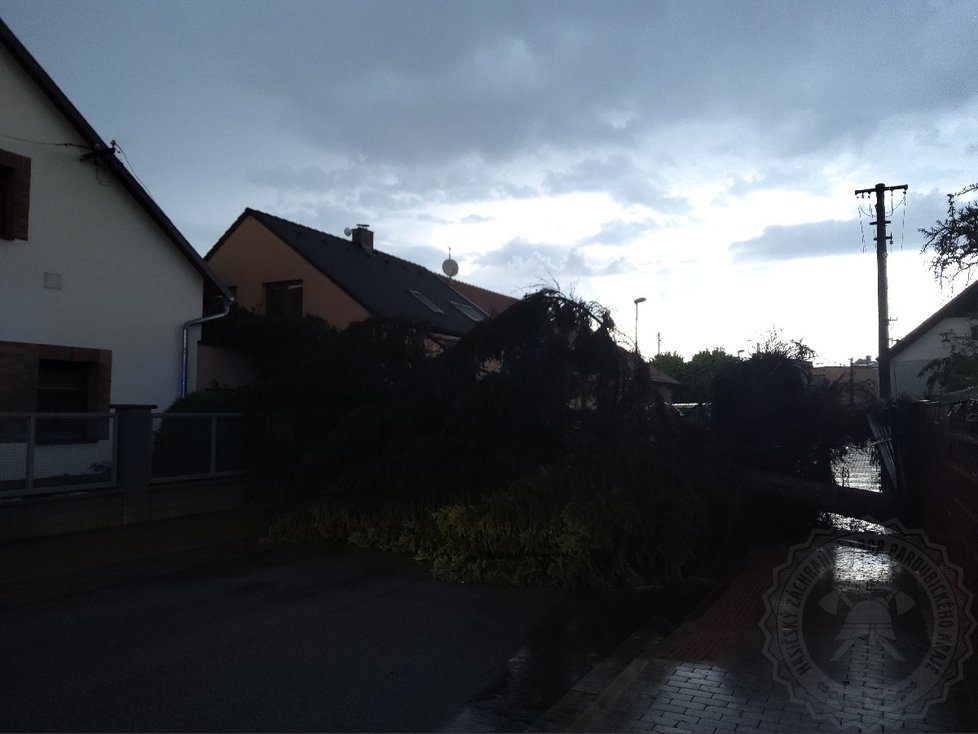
[760, 522, 974, 729]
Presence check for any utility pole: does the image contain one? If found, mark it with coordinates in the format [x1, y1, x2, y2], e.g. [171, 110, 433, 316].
[854, 182, 907, 400]
[657, 332, 661, 355]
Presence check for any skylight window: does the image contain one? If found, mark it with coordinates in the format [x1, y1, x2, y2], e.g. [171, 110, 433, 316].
[408, 289, 445, 314]
[451, 301, 486, 322]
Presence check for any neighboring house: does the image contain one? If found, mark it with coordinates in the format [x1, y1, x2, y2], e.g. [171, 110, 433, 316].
[647, 364, 681, 403]
[0, 19, 230, 413]
[621, 351, 680, 403]
[205, 209, 498, 344]
[438, 276, 519, 317]
[889, 281, 978, 398]
[812, 359, 879, 406]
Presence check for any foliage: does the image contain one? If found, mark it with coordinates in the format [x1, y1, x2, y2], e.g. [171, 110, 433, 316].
[205, 307, 432, 458]
[651, 348, 740, 403]
[709, 349, 864, 480]
[268, 466, 709, 588]
[163, 388, 239, 414]
[919, 328, 978, 394]
[251, 292, 859, 587]
[920, 183, 978, 282]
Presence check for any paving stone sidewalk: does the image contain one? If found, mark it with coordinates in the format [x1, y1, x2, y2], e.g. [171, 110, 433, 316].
[532, 546, 978, 733]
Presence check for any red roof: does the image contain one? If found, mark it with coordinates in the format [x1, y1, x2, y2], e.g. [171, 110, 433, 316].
[440, 277, 519, 317]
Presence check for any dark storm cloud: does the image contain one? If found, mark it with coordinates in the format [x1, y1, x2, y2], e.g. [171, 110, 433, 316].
[6, 0, 977, 217]
[580, 218, 661, 247]
[730, 220, 863, 262]
[476, 237, 627, 277]
[543, 154, 684, 208]
[731, 190, 950, 263]
[224, 1, 978, 171]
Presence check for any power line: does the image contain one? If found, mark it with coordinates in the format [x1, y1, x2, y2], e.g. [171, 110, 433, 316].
[0, 130, 92, 150]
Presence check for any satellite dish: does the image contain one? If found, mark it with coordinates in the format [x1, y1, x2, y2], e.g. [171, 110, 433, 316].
[442, 258, 459, 278]
[343, 227, 353, 237]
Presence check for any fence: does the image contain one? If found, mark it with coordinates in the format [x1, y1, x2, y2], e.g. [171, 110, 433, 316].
[150, 412, 254, 483]
[0, 413, 117, 497]
[897, 399, 978, 579]
[0, 411, 260, 499]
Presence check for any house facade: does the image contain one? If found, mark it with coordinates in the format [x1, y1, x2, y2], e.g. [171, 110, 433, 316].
[889, 282, 978, 398]
[205, 209, 493, 340]
[0, 19, 229, 413]
[812, 359, 879, 405]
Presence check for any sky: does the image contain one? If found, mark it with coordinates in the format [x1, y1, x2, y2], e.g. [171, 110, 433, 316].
[2, 1, 977, 364]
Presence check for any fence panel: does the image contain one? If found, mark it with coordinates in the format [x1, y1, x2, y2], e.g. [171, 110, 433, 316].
[150, 413, 253, 482]
[0, 413, 117, 497]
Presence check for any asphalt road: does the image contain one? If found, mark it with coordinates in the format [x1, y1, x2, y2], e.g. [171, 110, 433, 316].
[0, 542, 672, 732]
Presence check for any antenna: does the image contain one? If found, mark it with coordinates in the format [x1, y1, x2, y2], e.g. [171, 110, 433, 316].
[343, 227, 353, 237]
[442, 246, 459, 278]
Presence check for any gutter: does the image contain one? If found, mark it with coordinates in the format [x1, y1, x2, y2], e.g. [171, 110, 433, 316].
[180, 297, 233, 398]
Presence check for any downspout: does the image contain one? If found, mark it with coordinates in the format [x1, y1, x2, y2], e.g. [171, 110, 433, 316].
[181, 297, 232, 398]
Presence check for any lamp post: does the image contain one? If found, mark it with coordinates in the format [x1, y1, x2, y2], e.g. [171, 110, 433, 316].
[633, 297, 646, 354]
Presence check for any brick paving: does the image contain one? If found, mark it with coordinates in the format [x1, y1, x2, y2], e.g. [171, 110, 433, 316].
[532, 543, 977, 733]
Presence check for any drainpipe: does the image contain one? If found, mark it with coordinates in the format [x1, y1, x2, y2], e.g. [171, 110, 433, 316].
[181, 297, 232, 398]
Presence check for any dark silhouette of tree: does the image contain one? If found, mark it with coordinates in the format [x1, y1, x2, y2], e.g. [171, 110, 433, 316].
[921, 183, 978, 282]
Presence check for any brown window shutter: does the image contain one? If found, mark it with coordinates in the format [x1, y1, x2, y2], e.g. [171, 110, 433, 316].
[0, 149, 31, 241]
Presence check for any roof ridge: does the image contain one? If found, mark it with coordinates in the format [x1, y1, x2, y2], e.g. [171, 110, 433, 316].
[438, 274, 520, 302]
[0, 17, 228, 298]
[247, 208, 436, 274]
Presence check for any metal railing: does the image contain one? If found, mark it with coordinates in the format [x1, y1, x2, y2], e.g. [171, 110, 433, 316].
[0, 413, 117, 497]
[150, 412, 254, 483]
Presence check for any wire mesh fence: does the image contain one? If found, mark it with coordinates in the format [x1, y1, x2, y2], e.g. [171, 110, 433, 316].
[0, 413, 117, 496]
[832, 444, 881, 492]
[150, 413, 254, 482]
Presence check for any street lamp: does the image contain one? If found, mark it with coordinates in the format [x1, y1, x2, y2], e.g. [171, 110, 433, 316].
[633, 297, 646, 354]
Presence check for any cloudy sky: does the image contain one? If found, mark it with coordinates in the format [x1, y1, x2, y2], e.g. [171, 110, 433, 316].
[3, 1, 977, 363]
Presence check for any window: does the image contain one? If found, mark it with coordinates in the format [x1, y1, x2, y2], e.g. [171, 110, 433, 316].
[408, 289, 445, 314]
[37, 360, 91, 412]
[36, 359, 94, 444]
[451, 301, 486, 322]
[264, 280, 303, 318]
[0, 149, 31, 241]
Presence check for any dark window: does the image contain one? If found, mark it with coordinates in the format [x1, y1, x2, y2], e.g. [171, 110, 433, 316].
[265, 281, 303, 318]
[408, 289, 445, 314]
[451, 301, 486, 322]
[36, 360, 94, 444]
[0, 149, 31, 241]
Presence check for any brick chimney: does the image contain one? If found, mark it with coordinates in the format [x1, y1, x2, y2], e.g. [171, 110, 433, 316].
[352, 224, 373, 253]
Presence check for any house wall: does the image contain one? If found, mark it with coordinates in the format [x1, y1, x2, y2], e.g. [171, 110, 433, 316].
[207, 216, 371, 328]
[891, 317, 974, 398]
[0, 43, 205, 411]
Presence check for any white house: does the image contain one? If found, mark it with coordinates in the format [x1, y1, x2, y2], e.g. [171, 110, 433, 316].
[0, 18, 230, 414]
[890, 280, 978, 398]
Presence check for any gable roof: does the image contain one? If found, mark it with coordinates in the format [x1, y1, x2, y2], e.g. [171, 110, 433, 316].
[647, 365, 681, 386]
[890, 280, 978, 358]
[208, 208, 489, 337]
[439, 276, 519, 316]
[0, 18, 229, 301]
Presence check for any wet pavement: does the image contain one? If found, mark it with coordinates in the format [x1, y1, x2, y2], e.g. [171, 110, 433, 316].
[0, 535, 711, 733]
[532, 464, 978, 734]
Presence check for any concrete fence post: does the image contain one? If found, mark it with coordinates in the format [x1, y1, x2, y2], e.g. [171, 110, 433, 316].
[113, 404, 155, 526]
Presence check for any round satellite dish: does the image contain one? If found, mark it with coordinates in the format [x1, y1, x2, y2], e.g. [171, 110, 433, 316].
[343, 227, 353, 237]
[442, 258, 459, 277]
